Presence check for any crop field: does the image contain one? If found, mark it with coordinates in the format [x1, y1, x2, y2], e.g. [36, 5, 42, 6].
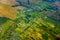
[0, 0, 60, 40]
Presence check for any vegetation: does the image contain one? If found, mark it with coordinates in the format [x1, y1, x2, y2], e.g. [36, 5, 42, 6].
[0, 1, 60, 40]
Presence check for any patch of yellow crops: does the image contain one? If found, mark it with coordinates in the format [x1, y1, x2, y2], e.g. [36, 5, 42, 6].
[31, 34, 35, 38]
[48, 38, 52, 40]
[16, 28, 20, 31]
[36, 33, 43, 40]
[19, 22, 25, 26]
[16, 28, 24, 32]
[26, 24, 30, 26]
[0, 2, 17, 20]
[47, 23, 55, 28]
[34, 18, 41, 23]
[28, 28, 33, 32]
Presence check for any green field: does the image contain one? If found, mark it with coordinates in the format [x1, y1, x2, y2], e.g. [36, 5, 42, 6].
[0, 2, 60, 40]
